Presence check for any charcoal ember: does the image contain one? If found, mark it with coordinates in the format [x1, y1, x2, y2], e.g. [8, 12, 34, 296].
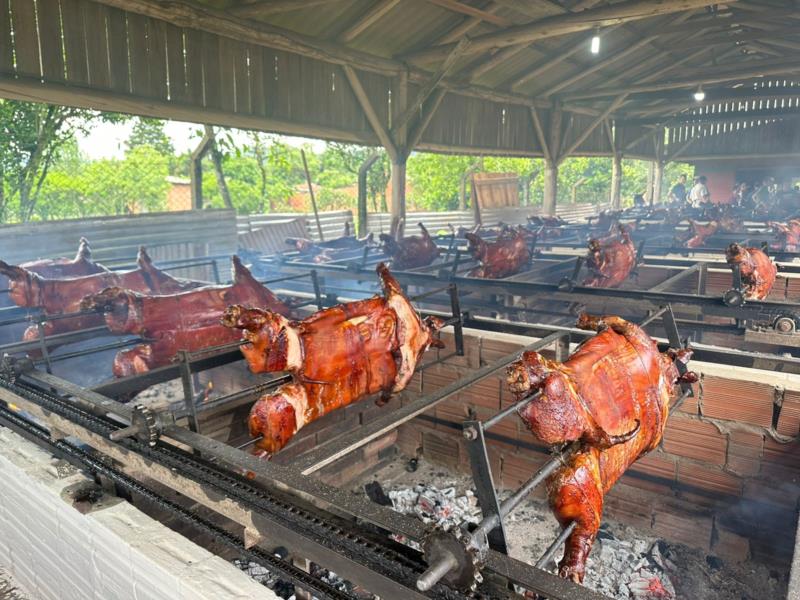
[364, 481, 392, 506]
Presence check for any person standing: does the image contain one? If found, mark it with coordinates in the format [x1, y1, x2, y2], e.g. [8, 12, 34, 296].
[668, 174, 688, 204]
[689, 175, 710, 207]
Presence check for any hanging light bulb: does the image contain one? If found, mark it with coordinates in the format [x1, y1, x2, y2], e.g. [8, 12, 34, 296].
[693, 85, 706, 102]
[590, 30, 601, 54]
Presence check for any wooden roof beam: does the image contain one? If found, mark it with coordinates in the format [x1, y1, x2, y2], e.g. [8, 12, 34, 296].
[630, 107, 800, 126]
[559, 94, 628, 160]
[529, 106, 552, 162]
[542, 11, 694, 97]
[338, 0, 402, 44]
[403, 0, 735, 64]
[231, 0, 334, 18]
[407, 89, 447, 151]
[343, 66, 399, 162]
[562, 58, 800, 100]
[423, 0, 512, 27]
[391, 37, 471, 136]
[435, 1, 503, 45]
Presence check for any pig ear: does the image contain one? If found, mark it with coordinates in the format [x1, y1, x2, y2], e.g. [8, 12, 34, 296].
[76, 237, 92, 261]
[137, 246, 153, 268]
[232, 255, 256, 285]
[0, 260, 28, 281]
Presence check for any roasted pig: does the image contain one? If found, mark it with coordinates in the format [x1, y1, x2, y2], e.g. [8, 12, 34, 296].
[82, 257, 289, 377]
[17, 237, 108, 279]
[583, 226, 637, 288]
[770, 219, 800, 252]
[465, 227, 532, 278]
[222, 263, 445, 455]
[506, 314, 695, 583]
[725, 243, 777, 301]
[0, 247, 191, 341]
[682, 219, 718, 248]
[286, 223, 373, 263]
[380, 223, 440, 270]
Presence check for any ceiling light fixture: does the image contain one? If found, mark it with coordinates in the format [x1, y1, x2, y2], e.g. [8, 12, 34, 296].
[590, 30, 601, 54]
[693, 85, 706, 102]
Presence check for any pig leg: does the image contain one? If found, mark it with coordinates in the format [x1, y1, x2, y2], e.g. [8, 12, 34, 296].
[547, 449, 604, 583]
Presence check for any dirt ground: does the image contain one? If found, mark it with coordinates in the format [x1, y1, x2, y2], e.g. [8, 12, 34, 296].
[355, 456, 788, 600]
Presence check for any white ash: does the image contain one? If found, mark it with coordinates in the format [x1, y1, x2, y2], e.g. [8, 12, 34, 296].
[387, 484, 481, 531]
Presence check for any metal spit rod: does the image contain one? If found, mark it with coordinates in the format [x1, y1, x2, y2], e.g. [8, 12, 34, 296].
[535, 522, 578, 569]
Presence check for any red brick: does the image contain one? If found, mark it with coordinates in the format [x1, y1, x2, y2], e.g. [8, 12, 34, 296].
[777, 390, 800, 437]
[677, 461, 742, 496]
[396, 424, 421, 458]
[629, 451, 677, 483]
[603, 484, 655, 531]
[677, 381, 701, 416]
[701, 375, 774, 428]
[364, 431, 397, 459]
[662, 415, 727, 466]
[458, 376, 502, 411]
[499, 450, 550, 499]
[422, 431, 460, 469]
[474, 406, 520, 443]
[711, 523, 750, 563]
[760, 437, 800, 479]
[651, 507, 713, 551]
[725, 428, 763, 477]
[434, 395, 470, 424]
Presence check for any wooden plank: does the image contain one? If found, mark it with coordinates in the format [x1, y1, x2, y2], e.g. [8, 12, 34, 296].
[165, 23, 187, 103]
[10, 0, 40, 78]
[201, 30, 221, 109]
[147, 16, 168, 100]
[184, 27, 203, 104]
[37, 0, 66, 81]
[217, 36, 236, 113]
[248, 44, 266, 117]
[60, 0, 88, 84]
[232, 40, 249, 114]
[126, 12, 151, 96]
[0, 0, 12, 74]
[105, 6, 129, 92]
[82, 1, 111, 89]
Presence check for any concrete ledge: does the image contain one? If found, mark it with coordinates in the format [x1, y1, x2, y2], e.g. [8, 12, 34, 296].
[0, 428, 277, 600]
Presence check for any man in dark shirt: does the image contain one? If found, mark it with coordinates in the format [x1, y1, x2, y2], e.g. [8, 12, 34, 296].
[668, 174, 688, 205]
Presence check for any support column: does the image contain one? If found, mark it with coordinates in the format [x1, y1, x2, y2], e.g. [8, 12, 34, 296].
[610, 152, 622, 209]
[653, 160, 665, 206]
[390, 158, 407, 238]
[543, 158, 558, 217]
[645, 161, 655, 206]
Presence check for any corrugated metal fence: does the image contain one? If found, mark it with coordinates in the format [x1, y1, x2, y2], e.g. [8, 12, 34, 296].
[0, 210, 237, 281]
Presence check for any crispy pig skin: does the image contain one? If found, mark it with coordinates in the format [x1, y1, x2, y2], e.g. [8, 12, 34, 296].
[380, 223, 440, 270]
[83, 256, 289, 376]
[18, 237, 108, 278]
[507, 314, 694, 583]
[725, 243, 777, 300]
[465, 227, 532, 279]
[224, 263, 445, 456]
[769, 219, 800, 252]
[583, 226, 636, 288]
[0, 247, 191, 341]
[683, 219, 718, 249]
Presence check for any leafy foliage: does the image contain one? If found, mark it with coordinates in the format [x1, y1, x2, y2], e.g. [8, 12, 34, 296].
[0, 100, 693, 222]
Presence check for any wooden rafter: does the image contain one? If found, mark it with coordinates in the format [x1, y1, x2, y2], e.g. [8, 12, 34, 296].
[343, 66, 399, 161]
[563, 58, 800, 100]
[435, 1, 502, 45]
[529, 106, 551, 163]
[390, 37, 471, 137]
[559, 94, 628, 160]
[338, 0, 402, 44]
[404, 0, 733, 64]
[231, 0, 333, 18]
[424, 0, 512, 27]
[407, 89, 447, 151]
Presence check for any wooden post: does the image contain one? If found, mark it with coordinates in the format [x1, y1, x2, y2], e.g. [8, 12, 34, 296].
[301, 149, 324, 241]
[543, 103, 563, 217]
[357, 152, 381, 237]
[390, 158, 407, 237]
[653, 160, 665, 206]
[645, 161, 655, 207]
[543, 159, 558, 216]
[190, 129, 214, 210]
[610, 152, 622, 209]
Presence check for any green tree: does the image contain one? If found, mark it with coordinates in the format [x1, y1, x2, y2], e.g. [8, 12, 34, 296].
[126, 117, 175, 156]
[0, 100, 127, 222]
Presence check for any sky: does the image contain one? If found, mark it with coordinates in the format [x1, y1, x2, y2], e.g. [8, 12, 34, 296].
[76, 119, 327, 159]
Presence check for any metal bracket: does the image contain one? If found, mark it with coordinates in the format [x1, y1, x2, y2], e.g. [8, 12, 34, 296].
[558, 257, 584, 292]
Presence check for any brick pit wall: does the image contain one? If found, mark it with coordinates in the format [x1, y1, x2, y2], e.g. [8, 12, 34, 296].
[394, 329, 800, 569]
[198, 324, 799, 569]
